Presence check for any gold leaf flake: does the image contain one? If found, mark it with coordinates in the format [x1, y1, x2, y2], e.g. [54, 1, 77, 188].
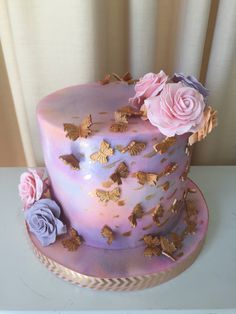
[101, 225, 114, 244]
[180, 161, 190, 181]
[90, 140, 114, 164]
[161, 181, 170, 191]
[117, 105, 143, 117]
[110, 162, 129, 185]
[117, 200, 125, 206]
[99, 111, 108, 115]
[161, 157, 167, 163]
[153, 136, 176, 154]
[142, 223, 154, 231]
[145, 193, 156, 201]
[135, 171, 160, 186]
[121, 141, 146, 156]
[63, 115, 92, 140]
[128, 203, 144, 227]
[170, 198, 182, 213]
[102, 180, 114, 188]
[62, 228, 83, 252]
[59, 154, 80, 170]
[122, 230, 132, 237]
[188, 188, 197, 193]
[143, 150, 157, 158]
[95, 187, 120, 203]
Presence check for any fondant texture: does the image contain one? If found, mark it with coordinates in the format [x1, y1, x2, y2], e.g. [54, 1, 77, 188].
[37, 82, 190, 249]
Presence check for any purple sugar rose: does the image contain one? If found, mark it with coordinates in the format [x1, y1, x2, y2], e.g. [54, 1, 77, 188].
[25, 198, 67, 246]
[172, 73, 209, 98]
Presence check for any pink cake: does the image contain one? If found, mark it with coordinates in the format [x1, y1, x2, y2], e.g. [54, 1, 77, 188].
[19, 71, 217, 258]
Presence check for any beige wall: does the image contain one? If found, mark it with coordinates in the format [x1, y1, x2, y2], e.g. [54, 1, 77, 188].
[0, 41, 26, 166]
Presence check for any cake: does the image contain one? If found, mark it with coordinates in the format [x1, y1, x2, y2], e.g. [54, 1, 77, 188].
[18, 71, 217, 286]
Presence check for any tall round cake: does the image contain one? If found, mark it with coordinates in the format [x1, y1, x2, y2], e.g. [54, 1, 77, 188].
[18, 71, 217, 289]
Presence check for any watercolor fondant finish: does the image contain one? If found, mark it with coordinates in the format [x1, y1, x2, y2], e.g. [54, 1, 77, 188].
[37, 83, 190, 249]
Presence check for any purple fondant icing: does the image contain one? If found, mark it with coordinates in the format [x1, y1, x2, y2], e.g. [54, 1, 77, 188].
[37, 82, 191, 249]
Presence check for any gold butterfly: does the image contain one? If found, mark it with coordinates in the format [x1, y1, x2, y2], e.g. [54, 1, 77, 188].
[101, 225, 114, 245]
[59, 154, 80, 170]
[95, 187, 120, 203]
[160, 236, 177, 255]
[162, 162, 178, 176]
[110, 162, 129, 185]
[128, 203, 144, 228]
[90, 140, 114, 164]
[99, 74, 111, 85]
[153, 136, 176, 154]
[135, 171, 160, 186]
[110, 111, 128, 133]
[112, 72, 136, 84]
[63, 115, 92, 140]
[121, 141, 146, 156]
[61, 228, 83, 252]
[117, 105, 143, 117]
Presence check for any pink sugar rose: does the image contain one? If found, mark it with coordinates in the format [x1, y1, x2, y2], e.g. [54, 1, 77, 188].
[18, 168, 46, 210]
[145, 82, 206, 137]
[129, 70, 168, 107]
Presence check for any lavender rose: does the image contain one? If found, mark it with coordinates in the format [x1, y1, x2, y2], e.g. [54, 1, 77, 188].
[145, 82, 206, 136]
[25, 198, 67, 246]
[172, 73, 209, 98]
[129, 71, 168, 107]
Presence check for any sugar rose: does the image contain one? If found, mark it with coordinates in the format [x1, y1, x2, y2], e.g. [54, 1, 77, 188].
[18, 169, 47, 210]
[145, 82, 206, 136]
[25, 198, 67, 246]
[129, 70, 168, 107]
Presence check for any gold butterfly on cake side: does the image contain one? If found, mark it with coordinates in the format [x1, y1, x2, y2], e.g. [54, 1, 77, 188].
[121, 140, 146, 156]
[110, 162, 129, 185]
[59, 154, 80, 170]
[95, 187, 121, 203]
[63, 114, 93, 140]
[90, 140, 114, 164]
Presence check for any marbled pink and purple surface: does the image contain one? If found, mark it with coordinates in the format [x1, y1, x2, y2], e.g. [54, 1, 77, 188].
[37, 82, 191, 249]
[29, 179, 209, 279]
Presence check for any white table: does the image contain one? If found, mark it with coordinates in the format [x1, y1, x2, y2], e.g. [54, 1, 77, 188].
[0, 166, 235, 313]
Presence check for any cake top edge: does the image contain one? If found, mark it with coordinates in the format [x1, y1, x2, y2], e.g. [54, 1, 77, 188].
[37, 70, 217, 145]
